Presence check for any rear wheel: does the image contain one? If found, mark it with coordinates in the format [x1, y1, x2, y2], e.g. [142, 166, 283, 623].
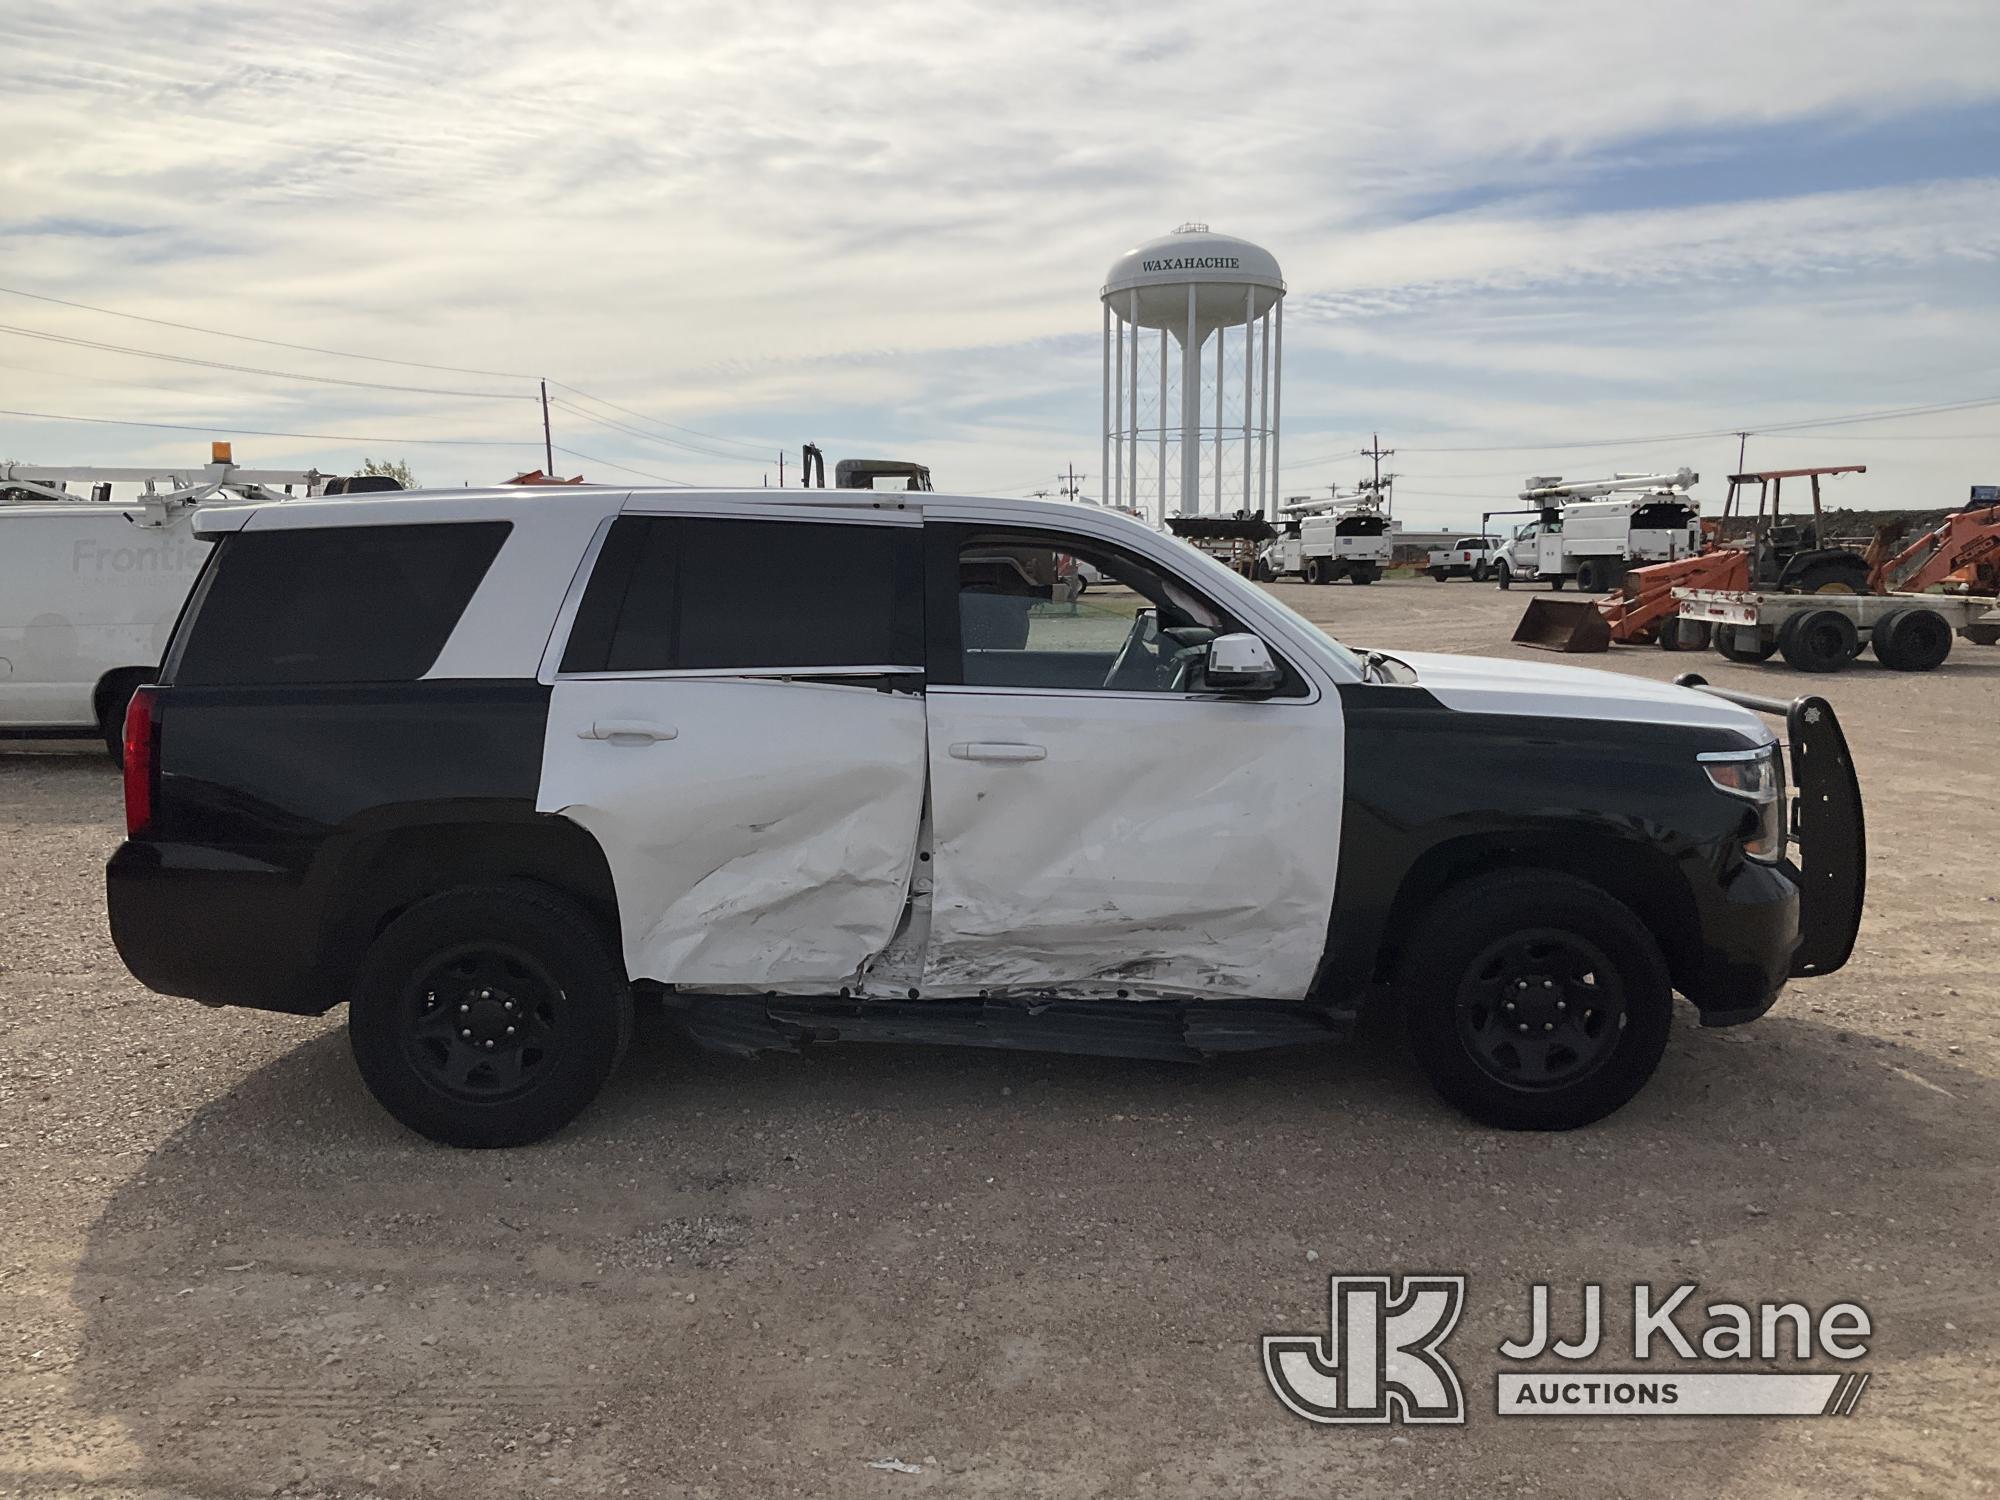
[1787, 557, 1869, 595]
[1656, 618, 1710, 651]
[1875, 607, 1952, 671]
[1350, 565, 1378, 585]
[348, 885, 634, 1148]
[1397, 872, 1672, 1130]
[1472, 561, 1491, 583]
[1777, 608, 1857, 673]
[1574, 560, 1604, 593]
[94, 669, 152, 765]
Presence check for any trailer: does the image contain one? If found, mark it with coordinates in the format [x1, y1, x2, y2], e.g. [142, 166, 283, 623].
[1490, 469, 1701, 591]
[1674, 588, 2000, 672]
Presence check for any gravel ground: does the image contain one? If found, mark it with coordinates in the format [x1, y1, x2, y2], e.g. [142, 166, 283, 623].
[2, 578, 1996, 1499]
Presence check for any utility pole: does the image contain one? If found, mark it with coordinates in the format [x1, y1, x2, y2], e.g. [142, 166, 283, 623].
[540, 381, 554, 475]
[1057, 465, 1086, 504]
[778, 450, 786, 488]
[1735, 431, 1749, 476]
[1361, 432, 1395, 516]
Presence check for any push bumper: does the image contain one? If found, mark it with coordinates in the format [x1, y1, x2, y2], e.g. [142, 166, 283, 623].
[106, 841, 332, 1014]
[1673, 676, 1867, 1020]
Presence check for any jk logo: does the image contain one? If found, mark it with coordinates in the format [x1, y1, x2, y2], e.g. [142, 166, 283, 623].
[1263, 1275, 1467, 1425]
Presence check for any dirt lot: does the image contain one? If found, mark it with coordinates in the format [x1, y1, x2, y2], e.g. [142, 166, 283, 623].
[3, 578, 1996, 1499]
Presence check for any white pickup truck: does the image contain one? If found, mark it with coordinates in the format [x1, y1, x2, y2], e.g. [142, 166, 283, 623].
[1427, 536, 1500, 582]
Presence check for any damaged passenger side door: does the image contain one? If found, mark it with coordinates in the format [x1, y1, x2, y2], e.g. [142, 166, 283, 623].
[538, 507, 927, 987]
[918, 522, 1344, 1002]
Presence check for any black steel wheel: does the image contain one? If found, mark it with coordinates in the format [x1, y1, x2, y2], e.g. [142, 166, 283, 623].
[1877, 607, 1952, 671]
[349, 885, 633, 1148]
[1777, 608, 1857, 673]
[1397, 871, 1672, 1130]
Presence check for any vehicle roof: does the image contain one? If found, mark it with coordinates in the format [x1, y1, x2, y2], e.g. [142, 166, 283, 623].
[190, 486, 1157, 536]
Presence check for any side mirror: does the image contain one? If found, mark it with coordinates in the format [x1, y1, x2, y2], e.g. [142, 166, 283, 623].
[1203, 633, 1282, 695]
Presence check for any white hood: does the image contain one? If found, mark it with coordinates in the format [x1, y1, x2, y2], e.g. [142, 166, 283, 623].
[1390, 651, 1775, 742]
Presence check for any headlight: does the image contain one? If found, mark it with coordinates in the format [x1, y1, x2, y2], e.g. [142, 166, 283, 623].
[1700, 744, 1786, 862]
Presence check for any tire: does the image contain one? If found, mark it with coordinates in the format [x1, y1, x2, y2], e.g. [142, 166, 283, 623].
[1787, 558, 1868, 595]
[1866, 608, 1907, 668]
[1548, 575, 1566, 591]
[1430, 567, 1449, 582]
[1965, 623, 2000, 647]
[1253, 560, 1275, 583]
[1396, 871, 1673, 1130]
[1876, 607, 1952, 671]
[1496, 562, 1512, 591]
[1303, 558, 1325, 586]
[1574, 560, 1603, 594]
[94, 669, 152, 766]
[1350, 566, 1378, 585]
[348, 885, 634, 1149]
[1657, 618, 1710, 652]
[1472, 562, 1490, 583]
[1716, 627, 1778, 663]
[1777, 608, 1857, 673]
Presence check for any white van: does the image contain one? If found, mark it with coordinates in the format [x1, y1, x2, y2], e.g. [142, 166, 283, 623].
[0, 451, 379, 754]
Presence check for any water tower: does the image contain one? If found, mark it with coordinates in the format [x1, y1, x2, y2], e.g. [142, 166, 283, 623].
[1102, 224, 1285, 521]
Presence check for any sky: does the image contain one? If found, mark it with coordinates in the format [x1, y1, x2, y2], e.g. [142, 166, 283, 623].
[1, 0, 1997, 530]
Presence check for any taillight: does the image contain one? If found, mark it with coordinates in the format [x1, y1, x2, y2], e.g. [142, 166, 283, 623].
[122, 687, 159, 837]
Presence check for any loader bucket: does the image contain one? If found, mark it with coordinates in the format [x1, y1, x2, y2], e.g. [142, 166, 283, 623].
[1512, 597, 1613, 653]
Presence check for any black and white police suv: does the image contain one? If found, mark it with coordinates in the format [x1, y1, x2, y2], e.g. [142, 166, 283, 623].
[107, 488, 1866, 1147]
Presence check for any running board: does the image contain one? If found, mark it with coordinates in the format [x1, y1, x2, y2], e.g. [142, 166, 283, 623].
[662, 994, 1353, 1062]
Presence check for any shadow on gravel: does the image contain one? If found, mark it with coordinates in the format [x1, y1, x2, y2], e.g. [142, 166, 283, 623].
[62, 1001, 1999, 1498]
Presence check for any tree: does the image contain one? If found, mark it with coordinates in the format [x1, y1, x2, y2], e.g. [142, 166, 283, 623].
[359, 457, 418, 488]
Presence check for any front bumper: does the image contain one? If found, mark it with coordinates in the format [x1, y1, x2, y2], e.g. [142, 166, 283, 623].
[1674, 676, 1867, 999]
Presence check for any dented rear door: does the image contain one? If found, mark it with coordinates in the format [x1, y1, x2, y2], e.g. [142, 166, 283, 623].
[537, 507, 927, 987]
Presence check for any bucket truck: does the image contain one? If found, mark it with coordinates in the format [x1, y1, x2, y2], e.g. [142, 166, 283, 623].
[1491, 469, 1701, 592]
[1257, 488, 1398, 585]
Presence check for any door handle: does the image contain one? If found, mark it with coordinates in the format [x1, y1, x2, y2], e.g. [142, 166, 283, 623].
[948, 741, 1046, 763]
[580, 719, 678, 743]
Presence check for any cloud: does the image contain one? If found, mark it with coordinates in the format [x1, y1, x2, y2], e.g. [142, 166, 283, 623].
[0, 0, 1995, 516]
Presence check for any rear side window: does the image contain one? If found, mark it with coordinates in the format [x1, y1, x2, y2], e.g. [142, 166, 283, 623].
[170, 522, 509, 685]
[560, 515, 922, 674]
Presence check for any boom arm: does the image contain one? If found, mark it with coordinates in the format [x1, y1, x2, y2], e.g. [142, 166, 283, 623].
[1867, 503, 2000, 595]
[1519, 467, 1697, 503]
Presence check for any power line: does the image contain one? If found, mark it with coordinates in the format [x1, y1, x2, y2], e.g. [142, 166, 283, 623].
[548, 444, 695, 486]
[0, 322, 532, 402]
[544, 397, 771, 465]
[0, 281, 789, 457]
[0, 405, 531, 447]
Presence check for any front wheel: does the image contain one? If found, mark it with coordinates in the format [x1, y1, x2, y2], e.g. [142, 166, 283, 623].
[348, 885, 634, 1148]
[1495, 562, 1512, 591]
[1430, 567, 1449, 582]
[1397, 871, 1673, 1130]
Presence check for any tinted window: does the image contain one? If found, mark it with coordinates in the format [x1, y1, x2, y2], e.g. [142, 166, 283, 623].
[171, 522, 509, 686]
[561, 515, 921, 674]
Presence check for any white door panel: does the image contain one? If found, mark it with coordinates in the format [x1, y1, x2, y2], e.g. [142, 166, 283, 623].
[922, 687, 1343, 1000]
[539, 677, 925, 985]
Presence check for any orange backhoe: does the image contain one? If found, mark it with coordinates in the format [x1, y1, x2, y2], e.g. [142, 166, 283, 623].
[1514, 464, 1871, 652]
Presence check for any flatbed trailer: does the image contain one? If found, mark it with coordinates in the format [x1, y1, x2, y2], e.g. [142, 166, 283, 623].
[1674, 587, 2000, 673]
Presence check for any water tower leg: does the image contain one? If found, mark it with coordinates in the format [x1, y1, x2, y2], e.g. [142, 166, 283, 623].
[1158, 327, 1168, 526]
[1242, 285, 1254, 516]
[1214, 321, 1225, 513]
[1112, 311, 1124, 508]
[1270, 297, 1284, 517]
[1100, 302, 1110, 514]
[1180, 284, 1200, 516]
[1127, 290, 1139, 512]
[1258, 305, 1272, 518]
